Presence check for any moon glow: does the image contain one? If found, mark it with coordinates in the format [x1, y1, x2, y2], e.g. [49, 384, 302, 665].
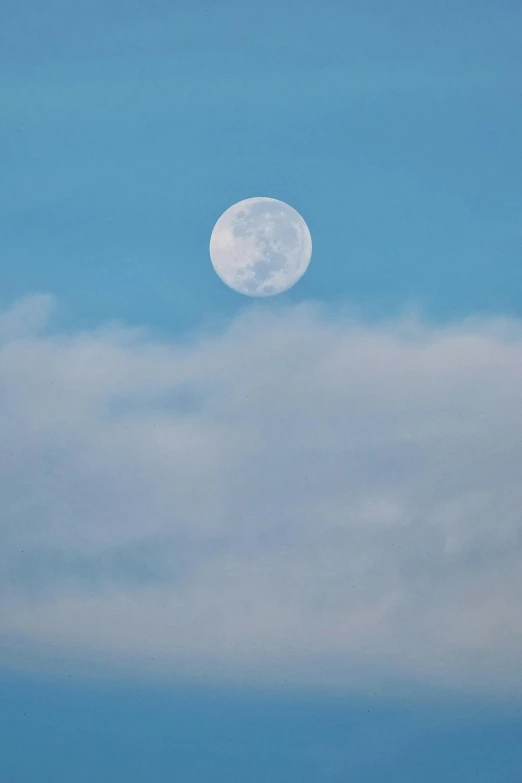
[209, 197, 312, 297]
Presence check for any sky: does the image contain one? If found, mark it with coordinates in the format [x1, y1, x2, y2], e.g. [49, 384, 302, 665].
[1, 0, 522, 780]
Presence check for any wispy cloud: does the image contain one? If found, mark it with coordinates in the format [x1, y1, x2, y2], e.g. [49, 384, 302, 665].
[1, 295, 521, 694]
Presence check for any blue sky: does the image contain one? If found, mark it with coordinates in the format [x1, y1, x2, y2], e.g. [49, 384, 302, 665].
[1, 0, 522, 780]
[2, 0, 521, 331]
[2, 673, 522, 782]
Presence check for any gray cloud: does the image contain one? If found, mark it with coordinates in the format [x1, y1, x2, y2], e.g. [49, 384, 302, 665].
[1, 295, 522, 694]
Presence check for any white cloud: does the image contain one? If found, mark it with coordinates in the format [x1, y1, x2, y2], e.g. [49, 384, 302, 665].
[1, 295, 522, 695]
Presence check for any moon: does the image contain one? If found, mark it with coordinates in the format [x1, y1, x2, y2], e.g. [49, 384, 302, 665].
[209, 197, 312, 297]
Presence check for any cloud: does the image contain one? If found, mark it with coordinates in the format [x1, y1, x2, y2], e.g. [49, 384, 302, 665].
[1, 295, 522, 695]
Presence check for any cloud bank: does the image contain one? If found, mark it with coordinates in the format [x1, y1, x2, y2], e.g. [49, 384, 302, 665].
[1, 295, 521, 695]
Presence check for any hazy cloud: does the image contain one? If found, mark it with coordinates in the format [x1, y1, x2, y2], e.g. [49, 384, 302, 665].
[1, 295, 522, 695]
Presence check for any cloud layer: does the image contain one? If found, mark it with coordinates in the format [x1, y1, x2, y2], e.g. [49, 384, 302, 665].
[1, 295, 521, 694]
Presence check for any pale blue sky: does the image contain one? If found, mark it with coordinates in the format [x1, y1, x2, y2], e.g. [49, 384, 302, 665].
[2, 0, 521, 331]
[1, 1, 522, 781]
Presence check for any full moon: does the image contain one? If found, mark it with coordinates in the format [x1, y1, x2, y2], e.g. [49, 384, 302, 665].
[209, 197, 312, 297]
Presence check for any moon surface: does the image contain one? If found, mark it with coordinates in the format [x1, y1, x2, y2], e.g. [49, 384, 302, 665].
[209, 197, 312, 297]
